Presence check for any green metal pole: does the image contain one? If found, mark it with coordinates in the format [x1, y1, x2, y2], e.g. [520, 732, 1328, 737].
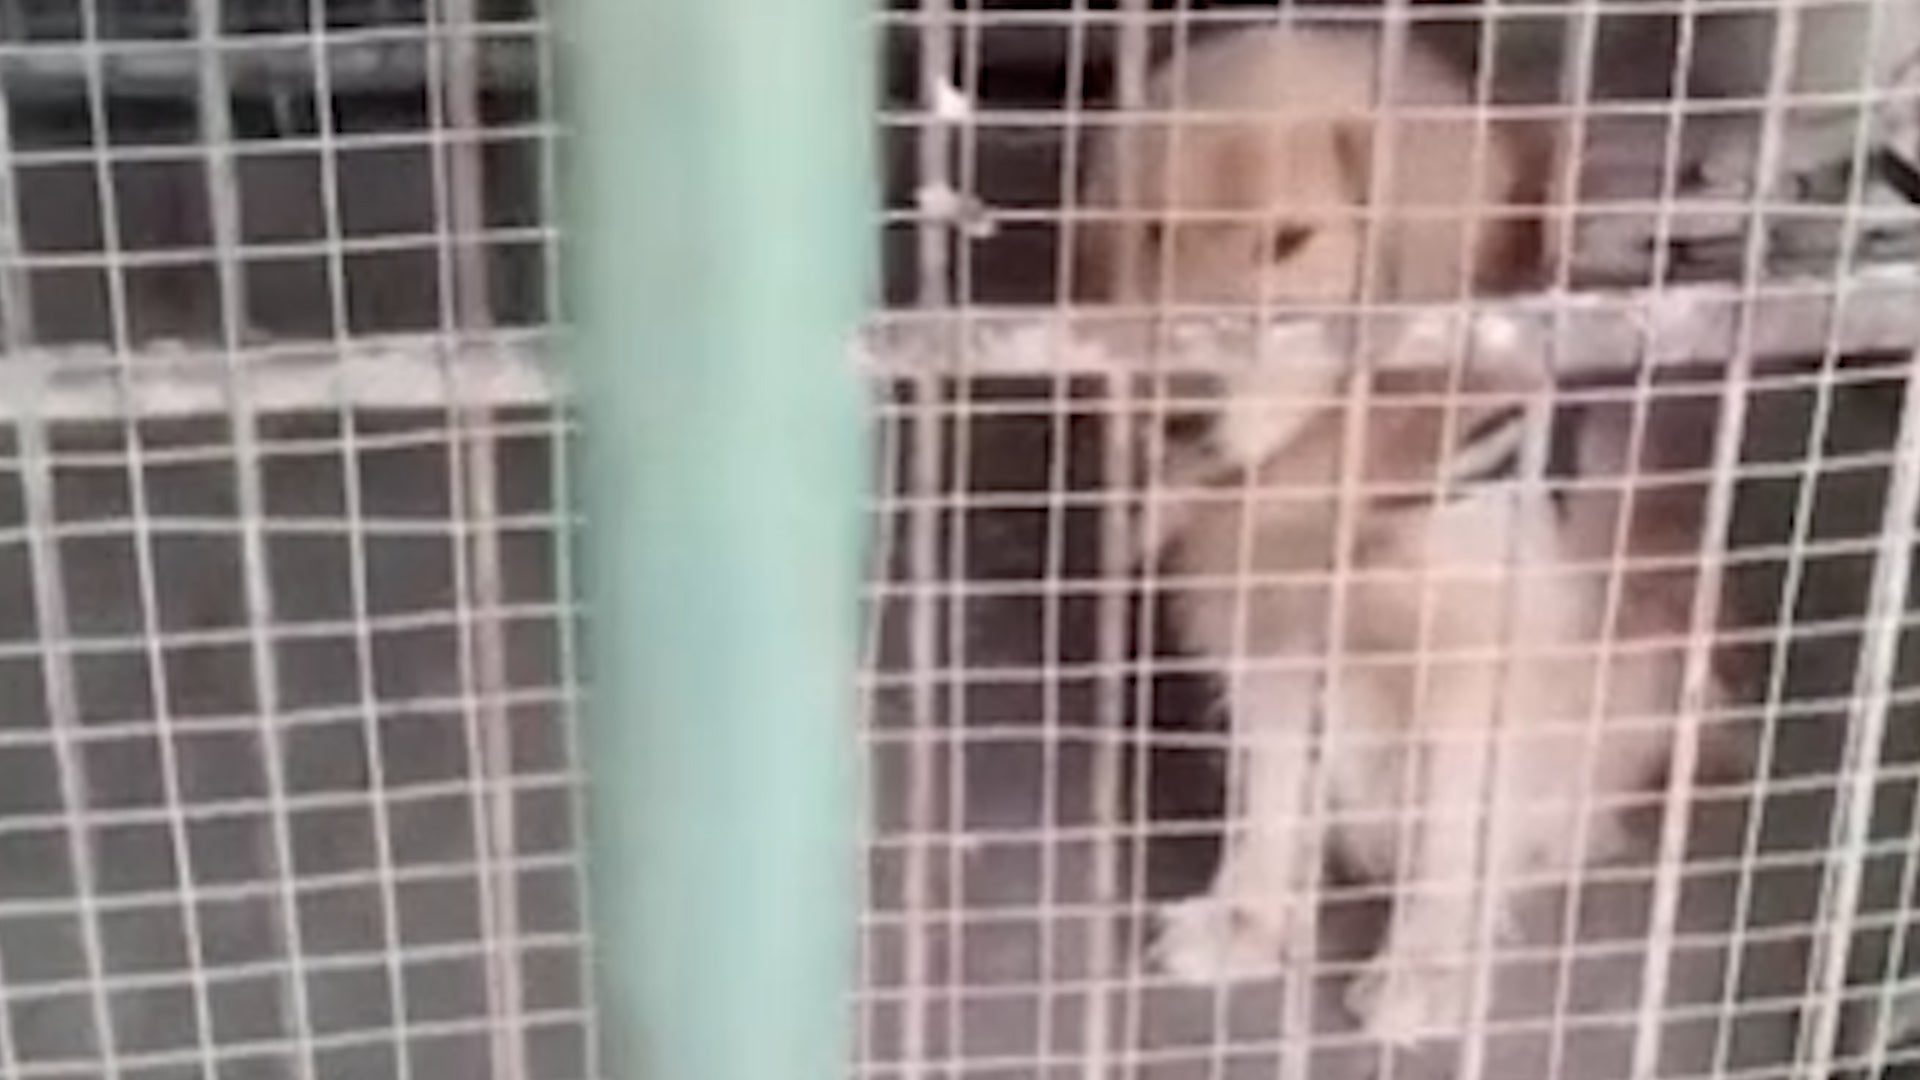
[559, 0, 874, 1076]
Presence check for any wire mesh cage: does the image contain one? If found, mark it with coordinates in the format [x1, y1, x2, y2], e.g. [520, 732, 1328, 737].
[860, 2, 1920, 1079]
[0, 1, 588, 1078]
[7, 1, 1920, 1080]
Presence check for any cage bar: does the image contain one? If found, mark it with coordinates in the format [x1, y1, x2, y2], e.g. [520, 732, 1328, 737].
[0, 35, 37, 1080]
[561, 3, 875, 1080]
[1084, 4, 1155, 1076]
[1628, 0, 1809, 1068]
[898, 3, 952, 1076]
[427, 0, 524, 1074]
[1798, 340, 1920, 1080]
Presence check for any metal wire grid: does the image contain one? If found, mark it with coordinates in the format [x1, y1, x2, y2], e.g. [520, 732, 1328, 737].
[860, 3, 1920, 1080]
[0, 2, 591, 1079]
[0, 2, 533, 46]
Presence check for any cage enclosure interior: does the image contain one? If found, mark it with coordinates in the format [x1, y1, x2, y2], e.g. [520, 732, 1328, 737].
[862, 2, 1920, 1079]
[0, 2, 584, 1079]
[0, 1, 1919, 1080]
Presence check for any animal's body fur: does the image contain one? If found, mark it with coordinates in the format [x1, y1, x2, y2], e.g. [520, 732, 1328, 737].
[1080, 25, 1742, 1042]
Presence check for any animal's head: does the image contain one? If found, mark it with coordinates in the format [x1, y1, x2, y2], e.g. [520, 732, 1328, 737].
[1077, 29, 1555, 308]
[1078, 28, 1557, 497]
[1080, 114, 1377, 307]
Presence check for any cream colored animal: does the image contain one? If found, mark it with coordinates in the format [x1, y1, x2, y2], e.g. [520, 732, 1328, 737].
[1137, 317, 1739, 1044]
[1080, 26, 1739, 1045]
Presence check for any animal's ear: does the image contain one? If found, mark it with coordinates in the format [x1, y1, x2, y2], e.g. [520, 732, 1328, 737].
[1329, 121, 1373, 204]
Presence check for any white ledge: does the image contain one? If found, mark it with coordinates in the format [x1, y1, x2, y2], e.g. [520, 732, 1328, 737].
[0, 334, 556, 422]
[860, 272, 1920, 377]
[0, 273, 1916, 422]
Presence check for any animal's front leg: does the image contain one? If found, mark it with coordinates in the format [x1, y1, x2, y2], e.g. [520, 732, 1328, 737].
[1152, 668, 1320, 983]
[1345, 662, 1509, 1045]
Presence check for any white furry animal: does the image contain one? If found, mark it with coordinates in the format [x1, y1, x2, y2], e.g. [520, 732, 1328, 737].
[1135, 318, 1737, 1043]
[1080, 25, 1740, 1044]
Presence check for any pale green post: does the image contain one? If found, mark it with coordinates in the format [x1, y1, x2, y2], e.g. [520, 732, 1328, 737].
[558, 0, 874, 1077]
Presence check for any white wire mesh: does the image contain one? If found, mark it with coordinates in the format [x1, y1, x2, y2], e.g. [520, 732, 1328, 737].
[8, 1, 1920, 1079]
[0, 2, 589, 1079]
[862, 5, 1920, 1080]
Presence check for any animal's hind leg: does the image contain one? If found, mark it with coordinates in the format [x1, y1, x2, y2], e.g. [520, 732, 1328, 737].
[1345, 661, 1510, 1044]
[1151, 668, 1320, 982]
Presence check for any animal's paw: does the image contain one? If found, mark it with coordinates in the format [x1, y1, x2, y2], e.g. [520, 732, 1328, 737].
[1149, 893, 1304, 984]
[1344, 954, 1477, 1046]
